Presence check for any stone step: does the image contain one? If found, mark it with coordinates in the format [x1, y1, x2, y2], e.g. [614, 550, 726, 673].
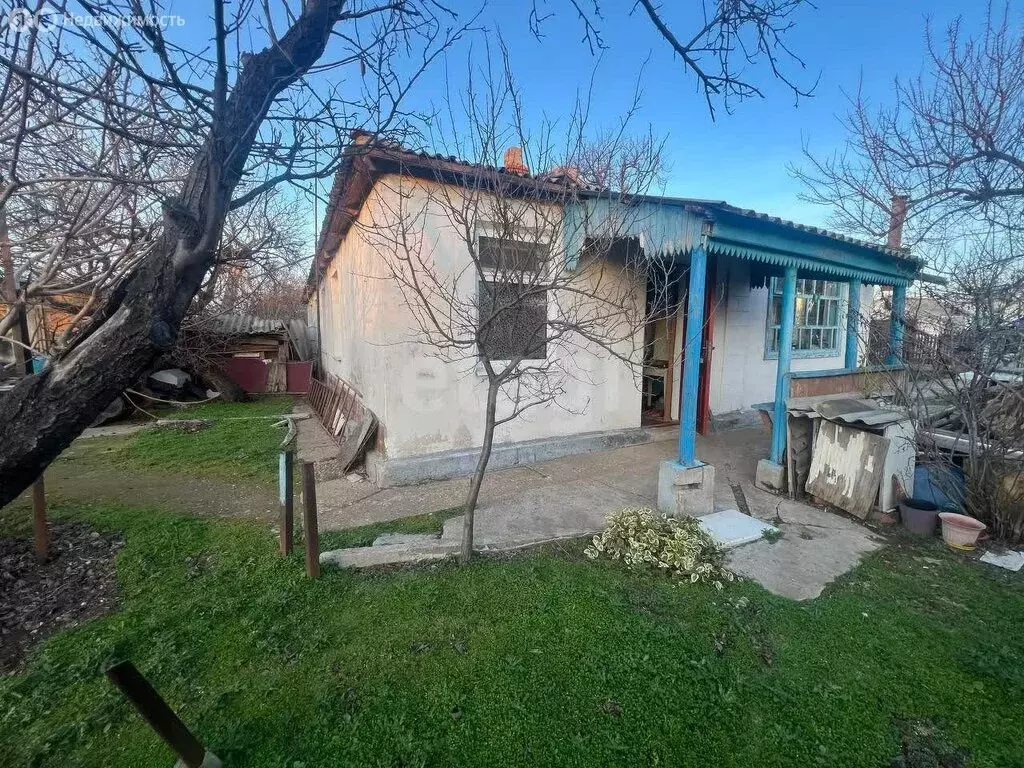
[320, 540, 460, 569]
[372, 532, 442, 547]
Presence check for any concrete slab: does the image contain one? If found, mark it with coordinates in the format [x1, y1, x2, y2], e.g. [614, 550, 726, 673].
[372, 532, 443, 547]
[293, 406, 343, 480]
[698, 509, 777, 550]
[460, 479, 643, 550]
[320, 540, 459, 568]
[726, 509, 884, 600]
[78, 423, 150, 440]
[315, 424, 884, 599]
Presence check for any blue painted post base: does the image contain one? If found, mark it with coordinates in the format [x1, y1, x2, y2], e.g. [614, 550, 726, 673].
[657, 460, 716, 518]
[755, 459, 786, 493]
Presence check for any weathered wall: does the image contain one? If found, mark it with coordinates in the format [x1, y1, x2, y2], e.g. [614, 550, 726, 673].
[314, 175, 645, 461]
[707, 258, 874, 415]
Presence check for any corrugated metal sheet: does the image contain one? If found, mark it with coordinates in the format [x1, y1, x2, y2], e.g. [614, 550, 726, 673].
[208, 314, 287, 336]
[564, 197, 706, 264]
[814, 398, 910, 427]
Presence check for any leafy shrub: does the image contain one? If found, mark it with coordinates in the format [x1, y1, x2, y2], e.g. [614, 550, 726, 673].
[585, 506, 734, 589]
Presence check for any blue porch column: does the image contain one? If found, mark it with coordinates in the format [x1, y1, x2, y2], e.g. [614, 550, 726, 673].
[677, 246, 707, 467]
[845, 279, 862, 369]
[887, 282, 907, 365]
[770, 266, 798, 464]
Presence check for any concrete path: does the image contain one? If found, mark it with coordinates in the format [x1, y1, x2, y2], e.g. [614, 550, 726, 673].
[307, 424, 884, 600]
[78, 423, 150, 439]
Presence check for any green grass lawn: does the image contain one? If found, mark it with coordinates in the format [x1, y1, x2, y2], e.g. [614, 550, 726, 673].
[2, 503, 1023, 767]
[118, 396, 293, 484]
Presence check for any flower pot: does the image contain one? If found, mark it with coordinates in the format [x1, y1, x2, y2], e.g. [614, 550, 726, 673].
[899, 498, 939, 536]
[938, 512, 987, 550]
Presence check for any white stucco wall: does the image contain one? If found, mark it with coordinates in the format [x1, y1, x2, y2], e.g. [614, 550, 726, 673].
[707, 258, 874, 415]
[314, 175, 644, 460]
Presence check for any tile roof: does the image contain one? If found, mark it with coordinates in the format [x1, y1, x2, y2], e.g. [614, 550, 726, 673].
[308, 131, 921, 292]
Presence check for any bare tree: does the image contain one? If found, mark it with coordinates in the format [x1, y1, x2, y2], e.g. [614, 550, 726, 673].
[866, 233, 1024, 542]
[794, 2, 1024, 250]
[360, 56, 674, 561]
[0, 0, 465, 506]
[0, 0, 814, 508]
[533, 0, 816, 117]
[793, 2, 1024, 542]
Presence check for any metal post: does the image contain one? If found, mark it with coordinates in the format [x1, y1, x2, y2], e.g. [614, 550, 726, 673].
[770, 266, 798, 465]
[845, 278, 862, 370]
[279, 450, 294, 555]
[678, 246, 707, 467]
[888, 282, 907, 366]
[32, 475, 48, 563]
[301, 461, 320, 578]
[105, 661, 217, 768]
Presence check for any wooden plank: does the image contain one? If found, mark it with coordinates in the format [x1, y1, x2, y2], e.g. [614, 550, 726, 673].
[786, 416, 796, 499]
[105, 661, 209, 768]
[805, 421, 890, 519]
[302, 462, 320, 578]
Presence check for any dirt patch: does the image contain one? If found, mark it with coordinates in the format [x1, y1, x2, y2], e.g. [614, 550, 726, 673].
[0, 522, 123, 673]
[10, 437, 279, 522]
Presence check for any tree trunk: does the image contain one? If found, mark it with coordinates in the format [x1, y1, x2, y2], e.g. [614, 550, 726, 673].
[0, 0, 347, 508]
[461, 381, 499, 564]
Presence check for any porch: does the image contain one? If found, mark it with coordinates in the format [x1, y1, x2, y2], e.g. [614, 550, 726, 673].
[567, 196, 924, 513]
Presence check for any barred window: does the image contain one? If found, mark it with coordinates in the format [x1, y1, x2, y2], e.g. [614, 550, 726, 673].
[476, 236, 549, 361]
[766, 278, 841, 356]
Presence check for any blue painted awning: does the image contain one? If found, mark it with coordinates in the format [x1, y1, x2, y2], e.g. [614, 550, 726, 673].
[565, 195, 923, 285]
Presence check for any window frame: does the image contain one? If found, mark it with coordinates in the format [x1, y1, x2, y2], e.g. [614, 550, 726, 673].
[764, 277, 844, 360]
[474, 230, 551, 367]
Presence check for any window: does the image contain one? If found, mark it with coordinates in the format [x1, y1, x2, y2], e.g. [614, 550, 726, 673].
[476, 236, 549, 361]
[766, 278, 842, 356]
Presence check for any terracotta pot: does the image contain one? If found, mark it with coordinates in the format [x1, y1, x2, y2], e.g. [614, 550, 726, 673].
[938, 512, 986, 550]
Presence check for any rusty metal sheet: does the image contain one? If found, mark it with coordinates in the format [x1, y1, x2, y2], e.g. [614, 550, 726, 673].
[805, 421, 890, 519]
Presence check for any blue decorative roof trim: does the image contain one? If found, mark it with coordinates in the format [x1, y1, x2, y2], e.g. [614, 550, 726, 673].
[564, 197, 921, 286]
[708, 239, 913, 286]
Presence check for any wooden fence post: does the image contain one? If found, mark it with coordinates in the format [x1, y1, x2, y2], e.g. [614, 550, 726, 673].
[105, 660, 219, 768]
[32, 476, 48, 563]
[301, 461, 320, 578]
[279, 449, 294, 556]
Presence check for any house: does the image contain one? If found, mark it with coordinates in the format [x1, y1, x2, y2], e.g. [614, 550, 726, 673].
[308, 134, 926, 516]
[1, 292, 91, 381]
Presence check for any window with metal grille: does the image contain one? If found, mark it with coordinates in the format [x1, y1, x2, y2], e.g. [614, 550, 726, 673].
[476, 236, 549, 361]
[765, 278, 842, 357]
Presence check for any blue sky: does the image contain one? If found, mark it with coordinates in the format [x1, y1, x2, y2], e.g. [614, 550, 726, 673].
[450, 0, 985, 228]
[155, 0, 995, 238]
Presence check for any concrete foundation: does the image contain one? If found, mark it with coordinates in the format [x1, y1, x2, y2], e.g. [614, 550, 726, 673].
[755, 459, 786, 493]
[657, 460, 715, 518]
[366, 424, 677, 487]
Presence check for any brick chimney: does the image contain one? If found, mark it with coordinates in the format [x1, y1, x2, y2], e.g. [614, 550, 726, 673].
[503, 146, 528, 175]
[887, 194, 908, 250]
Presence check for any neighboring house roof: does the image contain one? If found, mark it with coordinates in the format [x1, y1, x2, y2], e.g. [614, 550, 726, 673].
[309, 131, 923, 294]
[204, 313, 315, 361]
[208, 313, 289, 336]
